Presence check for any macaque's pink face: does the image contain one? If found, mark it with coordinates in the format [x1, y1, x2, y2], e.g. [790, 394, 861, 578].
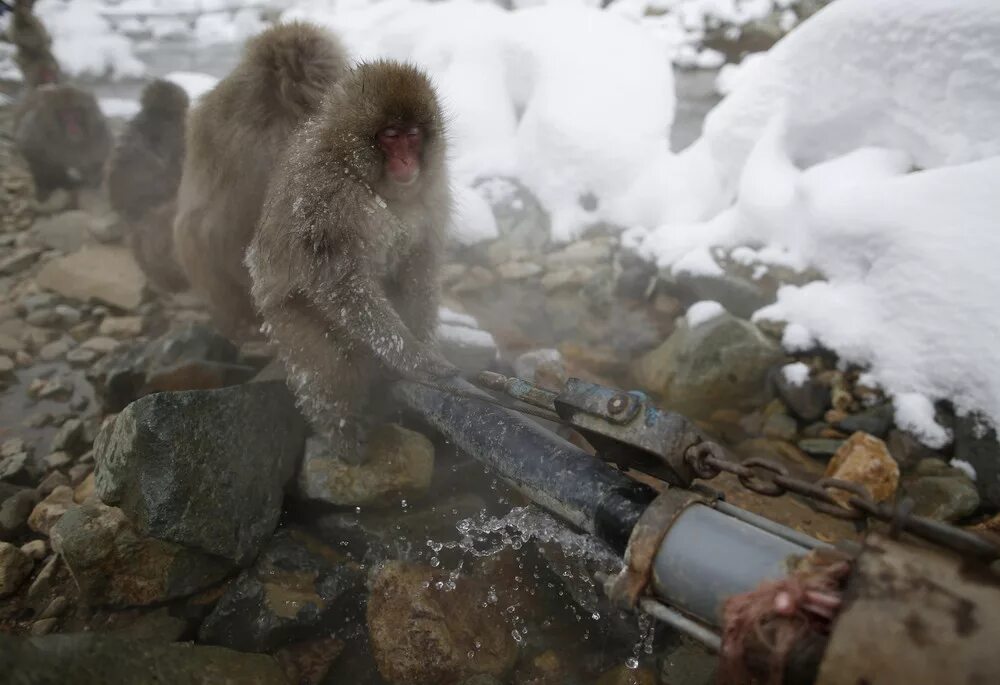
[58, 108, 83, 141]
[377, 124, 423, 186]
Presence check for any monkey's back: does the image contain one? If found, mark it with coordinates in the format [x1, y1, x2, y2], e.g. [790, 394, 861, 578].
[173, 21, 348, 338]
[107, 107, 187, 221]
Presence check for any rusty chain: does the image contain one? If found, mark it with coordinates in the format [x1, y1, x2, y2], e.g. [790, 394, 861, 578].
[684, 441, 1000, 562]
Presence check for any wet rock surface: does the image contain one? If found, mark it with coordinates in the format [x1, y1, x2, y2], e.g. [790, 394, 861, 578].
[824, 432, 899, 505]
[50, 502, 234, 607]
[199, 528, 363, 653]
[297, 424, 434, 508]
[36, 246, 147, 311]
[0, 634, 290, 684]
[94, 381, 306, 564]
[368, 561, 519, 685]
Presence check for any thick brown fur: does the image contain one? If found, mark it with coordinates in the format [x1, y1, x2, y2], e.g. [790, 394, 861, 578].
[14, 84, 111, 197]
[247, 60, 455, 462]
[9, 0, 61, 86]
[173, 21, 349, 340]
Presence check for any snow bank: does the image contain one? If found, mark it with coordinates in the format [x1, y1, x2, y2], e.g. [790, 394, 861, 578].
[686, 300, 725, 328]
[36, 0, 145, 80]
[164, 71, 220, 100]
[285, 0, 675, 241]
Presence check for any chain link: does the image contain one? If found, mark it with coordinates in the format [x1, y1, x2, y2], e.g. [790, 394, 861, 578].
[684, 441, 1000, 562]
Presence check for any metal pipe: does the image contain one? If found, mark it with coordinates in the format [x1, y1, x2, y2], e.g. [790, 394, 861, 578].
[394, 378, 657, 554]
[638, 598, 723, 652]
[652, 503, 810, 625]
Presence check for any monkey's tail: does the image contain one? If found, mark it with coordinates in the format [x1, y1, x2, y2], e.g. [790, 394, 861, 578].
[130, 200, 189, 294]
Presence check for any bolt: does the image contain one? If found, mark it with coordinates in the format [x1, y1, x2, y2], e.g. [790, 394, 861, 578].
[607, 394, 629, 415]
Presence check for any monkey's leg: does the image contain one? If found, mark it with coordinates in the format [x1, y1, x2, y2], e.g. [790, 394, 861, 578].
[265, 303, 379, 465]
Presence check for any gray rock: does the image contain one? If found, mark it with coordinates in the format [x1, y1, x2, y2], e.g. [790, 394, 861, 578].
[0, 540, 33, 597]
[886, 429, 939, 471]
[1, 451, 38, 487]
[1, 438, 27, 459]
[41, 452, 72, 472]
[438, 320, 498, 375]
[0, 634, 290, 684]
[66, 347, 97, 366]
[674, 270, 773, 320]
[836, 403, 893, 438]
[496, 260, 542, 280]
[0, 355, 14, 376]
[774, 369, 828, 422]
[474, 176, 550, 252]
[0, 333, 22, 355]
[762, 413, 798, 442]
[953, 415, 1000, 509]
[50, 502, 234, 607]
[0, 487, 39, 540]
[36, 246, 147, 310]
[18, 293, 58, 315]
[50, 417, 85, 455]
[0, 248, 41, 276]
[25, 309, 60, 327]
[903, 460, 980, 522]
[94, 381, 306, 565]
[32, 210, 98, 253]
[297, 425, 434, 508]
[54, 304, 82, 326]
[798, 438, 845, 459]
[199, 528, 363, 652]
[631, 312, 783, 419]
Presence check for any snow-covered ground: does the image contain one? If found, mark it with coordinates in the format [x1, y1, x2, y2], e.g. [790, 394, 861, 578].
[6, 0, 1000, 438]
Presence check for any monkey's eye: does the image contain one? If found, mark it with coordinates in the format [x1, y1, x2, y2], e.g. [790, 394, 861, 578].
[405, 127, 420, 138]
[381, 127, 400, 139]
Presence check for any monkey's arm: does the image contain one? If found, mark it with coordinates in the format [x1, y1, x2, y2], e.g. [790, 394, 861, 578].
[391, 237, 441, 343]
[307, 268, 456, 381]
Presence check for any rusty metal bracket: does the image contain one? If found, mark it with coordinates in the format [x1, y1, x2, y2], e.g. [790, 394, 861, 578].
[605, 486, 712, 608]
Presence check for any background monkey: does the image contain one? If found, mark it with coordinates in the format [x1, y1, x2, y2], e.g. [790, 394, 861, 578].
[7, 0, 61, 87]
[173, 21, 349, 340]
[14, 83, 110, 198]
[106, 80, 190, 292]
[247, 60, 458, 463]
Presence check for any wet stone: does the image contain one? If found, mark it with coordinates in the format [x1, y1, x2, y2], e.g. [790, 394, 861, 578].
[835, 403, 893, 438]
[54, 304, 82, 326]
[66, 347, 97, 366]
[1, 452, 37, 487]
[25, 309, 60, 328]
[368, 561, 519, 685]
[1, 438, 27, 458]
[99, 315, 143, 338]
[30, 618, 58, 636]
[37, 470, 70, 495]
[825, 433, 899, 506]
[0, 634, 291, 685]
[953, 415, 1000, 509]
[20, 539, 48, 561]
[797, 438, 844, 459]
[0, 540, 33, 597]
[50, 502, 234, 608]
[36, 246, 147, 311]
[28, 486, 76, 536]
[774, 368, 828, 422]
[762, 412, 798, 441]
[0, 333, 22, 355]
[42, 452, 72, 471]
[95, 381, 306, 565]
[903, 459, 981, 522]
[199, 528, 363, 653]
[297, 424, 434, 508]
[81, 336, 119, 354]
[886, 429, 940, 471]
[1, 488, 38, 540]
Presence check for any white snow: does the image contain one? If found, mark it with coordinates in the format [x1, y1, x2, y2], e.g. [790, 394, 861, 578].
[99, 97, 141, 118]
[36, 0, 145, 80]
[685, 300, 725, 328]
[438, 322, 497, 349]
[439, 307, 480, 329]
[450, 185, 499, 246]
[893, 394, 951, 449]
[163, 71, 219, 100]
[950, 459, 977, 482]
[780, 362, 809, 388]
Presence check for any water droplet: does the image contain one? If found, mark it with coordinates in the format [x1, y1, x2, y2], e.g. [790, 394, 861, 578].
[626, 657, 639, 670]
[430, 556, 440, 568]
[511, 629, 523, 643]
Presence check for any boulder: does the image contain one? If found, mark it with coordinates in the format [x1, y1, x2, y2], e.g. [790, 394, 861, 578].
[953, 415, 1000, 509]
[824, 433, 899, 506]
[297, 425, 434, 508]
[0, 634, 290, 685]
[50, 502, 234, 607]
[199, 529, 363, 652]
[632, 313, 783, 418]
[473, 176, 550, 253]
[95, 381, 306, 565]
[368, 561, 518, 685]
[903, 459, 981, 522]
[27, 486, 76, 536]
[36, 246, 146, 311]
[1, 486, 38, 540]
[32, 210, 99, 253]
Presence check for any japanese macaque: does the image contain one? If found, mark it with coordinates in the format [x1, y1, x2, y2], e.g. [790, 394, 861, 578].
[14, 84, 111, 198]
[8, 0, 61, 87]
[106, 79, 188, 221]
[106, 79, 190, 292]
[247, 60, 458, 463]
[173, 22, 349, 340]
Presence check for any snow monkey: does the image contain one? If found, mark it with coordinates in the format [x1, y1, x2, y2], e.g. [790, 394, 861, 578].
[105, 80, 190, 292]
[7, 0, 61, 87]
[14, 84, 111, 198]
[247, 60, 458, 464]
[173, 21, 349, 339]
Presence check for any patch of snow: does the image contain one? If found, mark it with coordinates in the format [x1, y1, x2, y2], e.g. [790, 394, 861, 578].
[450, 184, 499, 246]
[37, 0, 145, 80]
[438, 307, 479, 329]
[163, 71, 219, 100]
[778, 322, 813, 352]
[781, 362, 809, 387]
[686, 300, 725, 328]
[950, 459, 977, 482]
[438, 322, 497, 349]
[99, 97, 141, 118]
[893, 393, 951, 449]
[671, 246, 723, 277]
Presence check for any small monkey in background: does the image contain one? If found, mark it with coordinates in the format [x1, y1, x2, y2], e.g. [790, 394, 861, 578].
[173, 22, 349, 340]
[14, 84, 111, 198]
[247, 60, 458, 463]
[7, 0, 60, 87]
[106, 80, 190, 292]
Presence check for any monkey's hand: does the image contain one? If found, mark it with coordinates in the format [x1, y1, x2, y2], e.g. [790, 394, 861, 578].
[405, 345, 460, 383]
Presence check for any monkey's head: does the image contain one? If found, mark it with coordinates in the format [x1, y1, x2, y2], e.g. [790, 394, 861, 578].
[140, 79, 190, 120]
[325, 60, 447, 201]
